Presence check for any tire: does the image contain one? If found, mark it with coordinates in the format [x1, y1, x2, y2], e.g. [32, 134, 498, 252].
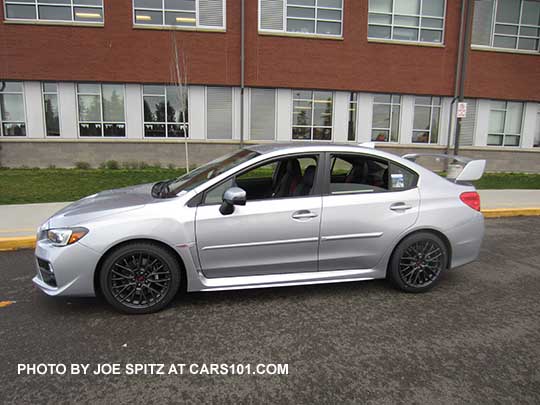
[387, 232, 448, 293]
[99, 242, 181, 314]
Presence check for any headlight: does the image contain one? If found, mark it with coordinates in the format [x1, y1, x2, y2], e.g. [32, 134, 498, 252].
[46, 227, 89, 247]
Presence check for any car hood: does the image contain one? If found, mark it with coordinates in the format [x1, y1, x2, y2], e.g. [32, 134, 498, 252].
[44, 183, 158, 229]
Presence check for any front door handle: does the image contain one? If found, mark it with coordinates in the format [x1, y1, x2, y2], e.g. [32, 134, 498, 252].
[390, 203, 413, 211]
[292, 210, 318, 219]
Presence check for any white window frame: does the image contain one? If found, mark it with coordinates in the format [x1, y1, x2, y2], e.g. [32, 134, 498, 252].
[412, 96, 441, 144]
[142, 85, 190, 138]
[472, 0, 540, 53]
[42, 82, 61, 137]
[487, 101, 523, 147]
[76, 83, 127, 138]
[291, 90, 334, 141]
[367, 0, 447, 45]
[371, 94, 401, 143]
[0, 81, 27, 137]
[4, 0, 104, 25]
[535, 109, 540, 147]
[258, 0, 344, 38]
[133, 0, 226, 30]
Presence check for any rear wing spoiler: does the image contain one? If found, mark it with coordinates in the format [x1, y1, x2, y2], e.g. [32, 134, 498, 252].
[402, 153, 486, 182]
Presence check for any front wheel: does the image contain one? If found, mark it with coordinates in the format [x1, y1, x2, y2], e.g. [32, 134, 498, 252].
[387, 232, 448, 293]
[99, 242, 181, 314]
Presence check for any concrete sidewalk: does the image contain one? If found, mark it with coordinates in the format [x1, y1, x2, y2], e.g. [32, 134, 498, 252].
[0, 190, 539, 250]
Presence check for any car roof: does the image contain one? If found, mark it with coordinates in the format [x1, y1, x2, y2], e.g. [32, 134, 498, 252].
[246, 142, 378, 155]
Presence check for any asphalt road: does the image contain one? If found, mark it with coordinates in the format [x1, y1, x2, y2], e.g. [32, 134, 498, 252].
[1, 217, 539, 404]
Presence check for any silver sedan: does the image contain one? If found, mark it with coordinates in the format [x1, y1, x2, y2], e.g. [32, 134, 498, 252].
[33, 143, 485, 314]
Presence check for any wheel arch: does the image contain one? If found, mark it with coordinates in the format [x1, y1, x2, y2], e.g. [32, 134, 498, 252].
[93, 238, 187, 298]
[387, 228, 453, 275]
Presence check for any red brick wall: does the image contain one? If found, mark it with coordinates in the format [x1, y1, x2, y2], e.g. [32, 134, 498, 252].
[0, 0, 538, 101]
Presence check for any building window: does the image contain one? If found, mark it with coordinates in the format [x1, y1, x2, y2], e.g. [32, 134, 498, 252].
[4, 0, 104, 23]
[206, 87, 233, 139]
[292, 90, 333, 141]
[472, 0, 540, 52]
[0, 81, 26, 137]
[348, 93, 358, 141]
[488, 101, 523, 146]
[259, 0, 343, 37]
[372, 94, 400, 142]
[143, 85, 189, 138]
[535, 110, 540, 147]
[43, 83, 60, 137]
[413, 96, 441, 143]
[250, 88, 276, 141]
[133, 0, 225, 29]
[368, 0, 446, 44]
[77, 84, 126, 137]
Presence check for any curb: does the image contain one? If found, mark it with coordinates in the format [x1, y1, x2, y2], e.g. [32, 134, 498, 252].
[1, 208, 540, 252]
[0, 236, 37, 252]
[481, 208, 540, 218]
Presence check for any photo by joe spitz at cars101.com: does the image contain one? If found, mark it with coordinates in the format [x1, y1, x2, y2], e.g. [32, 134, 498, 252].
[34, 143, 486, 314]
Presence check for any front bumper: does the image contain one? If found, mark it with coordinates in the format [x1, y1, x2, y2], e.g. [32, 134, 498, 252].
[33, 239, 102, 297]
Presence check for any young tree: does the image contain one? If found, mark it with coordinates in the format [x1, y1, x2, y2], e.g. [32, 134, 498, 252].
[170, 32, 190, 173]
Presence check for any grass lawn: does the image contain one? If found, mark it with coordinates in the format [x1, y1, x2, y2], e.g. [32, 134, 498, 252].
[0, 168, 185, 205]
[0, 168, 539, 205]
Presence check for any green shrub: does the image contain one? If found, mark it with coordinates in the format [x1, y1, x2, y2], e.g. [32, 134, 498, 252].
[74, 161, 91, 170]
[48, 164, 57, 169]
[104, 160, 120, 170]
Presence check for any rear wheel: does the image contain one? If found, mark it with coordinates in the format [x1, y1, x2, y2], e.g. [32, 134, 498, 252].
[388, 232, 448, 293]
[99, 242, 181, 314]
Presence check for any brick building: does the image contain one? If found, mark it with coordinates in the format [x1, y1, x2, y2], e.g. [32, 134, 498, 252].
[0, 0, 539, 171]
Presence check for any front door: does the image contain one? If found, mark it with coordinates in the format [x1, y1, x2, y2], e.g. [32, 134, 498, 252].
[195, 154, 322, 278]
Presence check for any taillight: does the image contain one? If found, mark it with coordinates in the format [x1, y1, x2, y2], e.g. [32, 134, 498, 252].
[460, 191, 481, 211]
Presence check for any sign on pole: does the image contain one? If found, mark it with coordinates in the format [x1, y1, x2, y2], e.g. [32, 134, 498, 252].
[457, 102, 467, 118]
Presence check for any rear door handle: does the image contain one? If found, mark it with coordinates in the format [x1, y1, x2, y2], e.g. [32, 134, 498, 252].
[390, 203, 413, 211]
[292, 210, 318, 219]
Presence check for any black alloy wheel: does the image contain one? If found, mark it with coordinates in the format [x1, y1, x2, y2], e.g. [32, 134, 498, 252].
[100, 242, 181, 314]
[388, 232, 448, 293]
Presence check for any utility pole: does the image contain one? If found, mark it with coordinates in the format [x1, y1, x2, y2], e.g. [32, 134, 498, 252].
[454, 0, 474, 156]
[239, 0, 245, 148]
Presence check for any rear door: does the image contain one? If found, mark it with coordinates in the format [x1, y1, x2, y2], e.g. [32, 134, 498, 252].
[319, 153, 420, 271]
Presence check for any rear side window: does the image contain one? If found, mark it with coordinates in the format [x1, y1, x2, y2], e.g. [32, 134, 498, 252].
[389, 163, 418, 191]
[329, 155, 389, 194]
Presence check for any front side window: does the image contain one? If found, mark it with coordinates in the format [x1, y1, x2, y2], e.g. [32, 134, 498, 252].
[5, 0, 104, 23]
[143, 85, 189, 138]
[368, 0, 446, 44]
[488, 101, 523, 146]
[259, 0, 343, 37]
[292, 90, 333, 141]
[133, 0, 225, 29]
[412, 96, 441, 144]
[77, 83, 126, 137]
[43, 83, 60, 137]
[0, 81, 26, 137]
[372, 94, 400, 142]
[472, 0, 540, 52]
[204, 154, 319, 204]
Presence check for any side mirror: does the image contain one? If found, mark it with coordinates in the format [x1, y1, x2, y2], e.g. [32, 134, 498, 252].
[219, 187, 246, 215]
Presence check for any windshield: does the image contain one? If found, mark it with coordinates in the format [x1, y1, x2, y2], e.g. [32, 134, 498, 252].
[167, 149, 260, 195]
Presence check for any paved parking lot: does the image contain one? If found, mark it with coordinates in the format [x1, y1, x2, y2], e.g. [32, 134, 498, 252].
[1, 217, 539, 404]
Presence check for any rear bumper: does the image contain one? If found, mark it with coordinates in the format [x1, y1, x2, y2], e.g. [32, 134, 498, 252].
[33, 240, 101, 297]
[447, 212, 484, 269]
